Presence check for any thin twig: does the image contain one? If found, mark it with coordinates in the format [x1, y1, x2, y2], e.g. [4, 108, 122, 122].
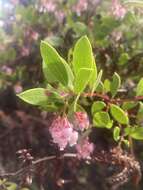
[0, 153, 77, 178]
[82, 92, 143, 103]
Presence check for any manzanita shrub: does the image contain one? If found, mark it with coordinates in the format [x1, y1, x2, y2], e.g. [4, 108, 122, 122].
[17, 35, 143, 189]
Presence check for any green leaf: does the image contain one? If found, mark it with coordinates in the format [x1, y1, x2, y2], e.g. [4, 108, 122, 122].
[122, 102, 138, 110]
[73, 36, 93, 76]
[91, 101, 106, 115]
[113, 127, 120, 141]
[93, 70, 103, 92]
[17, 88, 48, 105]
[74, 68, 93, 93]
[96, 82, 104, 93]
[89, 57, 97, 92]
[118, 53, 129, 66]
[5, 182, 17, 190]
[122, 139, 130, 147]
[17, 88, 63, 107]
[124, 126, 132, 136]
[137, 102, 143, 123]
[42, 61, 57, 82]
[125, 126, 143, 140]
[110, 72, 121, 97]
[110, 104, 129, 125]
[40, 41, 73, 87]
[104, 79, 111, 93]
[72, 36, 94, 93]
[93, 111, 110, 128]
[136, 78, 143, 96]
[61, 57, 74, 89]
[40, 104, 61, 112]
[106, 120, 113, 129]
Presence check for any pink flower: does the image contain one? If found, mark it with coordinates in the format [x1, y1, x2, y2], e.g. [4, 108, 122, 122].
[74, 112, 89, 131]
[14, 83, 23, 93]
[49, 116, 78, 150]
[111, 0, 127, 19]
[76, 138, 94, 159]
[1, 66, 13, 75]
[69, 131, 78, 146]
[111, 30, 122, 41]
[55, 11, 65, 23]
[21, 47, 30, 56]
[73, 0, 88, 16]
[31, 31, 39, 41]
[10, 0, 19, 5]
[41, 0, 56, 12]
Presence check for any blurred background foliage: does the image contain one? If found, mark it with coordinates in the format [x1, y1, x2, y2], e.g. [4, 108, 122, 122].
[1, 0, 143, 190]
[1, 0, 143, 92]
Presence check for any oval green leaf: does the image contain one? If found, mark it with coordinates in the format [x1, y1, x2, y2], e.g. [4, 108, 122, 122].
[17, 88, 48, 105]
[104, 79, 111, 93]
[125, 126, 143, 140]
[93, 111, 110, 128]
[137, 102, 143, 123]
[91, 101, 106, 115]
[40, 41, 73, 87]
[93, 70, 103, 93]
[89, 57, 97, 91]
[74, 68, 93, 93]
[110, 104, 129, 125]
[136, 78, 143, 96]
[73, 36, 93, 75]
[122, 101, 138, 110]
[110, 72, 121, 97]
[113, 127, 120, 141]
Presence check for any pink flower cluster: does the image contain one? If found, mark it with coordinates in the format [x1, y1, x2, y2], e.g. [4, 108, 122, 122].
[1, 66, 13, 75]
[10, 0, 19, 5]
[55, 11, 65, 23]
[40, 0, 56, 13]
[21, 47, 30, 57]
[111, 0, 127, 19]
[25, 29, 39, 41]
[49, 116, 78, 150]
[73, 0, 88, 16]
[14, 83, 23, 93]
[76, 138, 94, 159]
[74, 112, 89, 131]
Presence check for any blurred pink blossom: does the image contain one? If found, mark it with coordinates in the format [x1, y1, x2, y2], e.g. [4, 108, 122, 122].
[74, 112, 89, 131]
[14, 83, 23, 93]
[25, 29, 39, 40]
[10, 0, 19, 5]
[69, 131, 78, 146]
[1, 66, 13, 75]
[111, 30, 123, 41]
[111, 0, 127, 19]
[41, 0, 56, 12]
[76, 138, 94, 159]
[55, 11, 65, 23]
[73, 0, 88, 16]
[31, 31, 39, 41]
[21, 47, 30, 56]
[49, 116, 78, 150]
